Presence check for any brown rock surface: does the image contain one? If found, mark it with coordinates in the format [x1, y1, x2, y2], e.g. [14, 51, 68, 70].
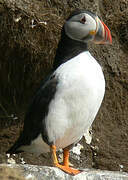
[0, 0, 128, 173]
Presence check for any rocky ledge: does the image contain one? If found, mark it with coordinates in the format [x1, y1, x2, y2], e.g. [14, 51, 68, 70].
[0, 164, 128, 180]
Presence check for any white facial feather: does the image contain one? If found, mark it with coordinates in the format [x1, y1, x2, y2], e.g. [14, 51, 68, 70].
[64, 13, 96, 42]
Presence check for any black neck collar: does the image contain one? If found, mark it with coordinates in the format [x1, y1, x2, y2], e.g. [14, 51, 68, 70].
[53, 28, 88, 70]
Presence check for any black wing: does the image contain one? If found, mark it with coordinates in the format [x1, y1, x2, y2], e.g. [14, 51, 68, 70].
[6, 73, 58, 154]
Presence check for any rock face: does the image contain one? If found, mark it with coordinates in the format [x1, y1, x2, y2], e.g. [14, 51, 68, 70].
[1, 164, 128, 180]
[0, 0, 128, 174]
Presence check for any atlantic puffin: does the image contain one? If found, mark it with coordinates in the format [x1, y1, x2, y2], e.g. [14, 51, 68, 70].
[7, 10, 112, 175]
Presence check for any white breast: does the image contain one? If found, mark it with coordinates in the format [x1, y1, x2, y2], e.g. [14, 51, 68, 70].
[18, 51, 105, 155]
[45, 51, 105, 149]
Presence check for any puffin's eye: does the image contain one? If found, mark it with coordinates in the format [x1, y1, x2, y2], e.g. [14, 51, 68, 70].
[80, 16, 86, 24]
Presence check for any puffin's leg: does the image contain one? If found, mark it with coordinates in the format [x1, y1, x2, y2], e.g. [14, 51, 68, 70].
[51, 145, 80, 175]
[51, 145, 59, 166]
[63, 148, 69, 167]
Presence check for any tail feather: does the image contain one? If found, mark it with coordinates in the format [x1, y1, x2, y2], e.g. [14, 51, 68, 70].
[6, 141, 24, 155]
[6, 133, 25, 155]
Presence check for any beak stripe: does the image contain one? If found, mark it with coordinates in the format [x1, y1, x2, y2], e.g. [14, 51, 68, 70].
[101, 21, 112, 43]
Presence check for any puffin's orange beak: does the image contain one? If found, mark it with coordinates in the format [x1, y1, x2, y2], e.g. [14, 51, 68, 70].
[100, 20, 112, 44]
[92, 17, 112, 45]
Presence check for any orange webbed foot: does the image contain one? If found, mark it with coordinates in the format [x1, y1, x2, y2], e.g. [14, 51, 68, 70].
[51, 145, 81, 176]
[55, 163, 81, 175]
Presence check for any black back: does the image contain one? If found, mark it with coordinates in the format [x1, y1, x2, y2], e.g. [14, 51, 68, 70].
[6, 74, 58, 154]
